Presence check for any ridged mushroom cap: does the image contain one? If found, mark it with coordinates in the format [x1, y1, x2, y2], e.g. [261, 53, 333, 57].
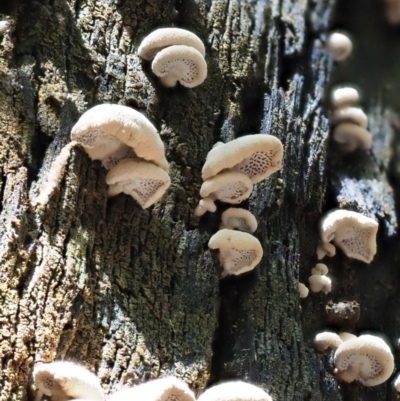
[326, 32, 353, 62]
[152, 45, 207, 88]
[197, 381, 272, 401]
[314, 332, 343, 351]
[71, 104, 168, 171]
[338, 332, 357, 342]
[332, 123, 372, 153]
[138, 28, 205, 60]
[319, 209, 378, 264]
[108, 377, 195, 401]
[106, 159, 171, 209]
[208, 229, 263, 277]
[308, 275, 332, 294]
[334, 335, 394, 386]
[311, 263, 329, 275]
[330, 107, 368, 128]
[316, 241, 336, 259]
[202, 134, 283, 183]
[33, 361, 104, 401]
[220, 208, 258, 233]
[298, 282, 309, 298]
[199, 171, 254, 205]
[331, 87, 360, 109]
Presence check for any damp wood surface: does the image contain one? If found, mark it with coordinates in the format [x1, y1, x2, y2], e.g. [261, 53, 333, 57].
[0, 0, 400, 401]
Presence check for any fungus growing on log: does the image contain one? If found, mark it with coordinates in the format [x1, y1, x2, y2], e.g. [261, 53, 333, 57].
[308, 275, 332, 294]
[331, 86, 360, 109]
[220, 208, 258, 233]
[334, 335, 394, 386]
[299, 283, 309, 298]
[194, 171, 254, 216]
[202, 134, 284, 184]
[138, 28, 205, 60]
[330, 107, 368, 128]
[314, 332, 343, 351]
[338, 332, 357, 342]
[319, 209, 378, 263]
[316, 241, 336, 260]
[106, 159, 171, 209]
[326, 32, 353, 62]
[108, 377, 195, 401]
[332, 123, 372, 153]
[33, 361, 104, 401]
[71, 104, 168, 170]
[197, 381, 272, 401]
[311, 263, 329, 275]
[208, 229, 263, 277]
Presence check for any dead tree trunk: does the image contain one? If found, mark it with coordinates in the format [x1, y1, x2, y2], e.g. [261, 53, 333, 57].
[0, 0, 399, 400]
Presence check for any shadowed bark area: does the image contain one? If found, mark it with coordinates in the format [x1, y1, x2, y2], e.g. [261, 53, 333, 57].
[1, 0, 400, 400]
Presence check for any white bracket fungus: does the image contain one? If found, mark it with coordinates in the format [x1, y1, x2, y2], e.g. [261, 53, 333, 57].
[106, 159, 171, 209]
[319, 209, 378, 263]
[33, 361, 104, 401]
[314, 332, 343, 351]
[334, 334, 394, 386]
[71, 104, 168, 170]
[308, 275, 332, 294]
[108, 377, 195, 401]
[311, 263, 329, 276]
[152, 45, 207, 88]
[194, 171, 254, 216]
[331, 87, 360, 109]
[298, 283, 309, 298]
[330, 107, 368, 128]
[316, 241, 336, 260]
[220, 208, 258, 233]
[138, 28, 205, 60]
[208, 229, 263, 277]
[332, 123, 372, 153]
[338, 332, 357, 342]
[197, 381, 272, 401]
[202, 134, 283, 184]
[326, 32, 353, 62]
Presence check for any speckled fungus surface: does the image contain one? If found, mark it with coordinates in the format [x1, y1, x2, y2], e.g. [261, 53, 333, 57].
[334, 334, 394, 386]
[197, 381, 272, 401]
[71, 104, 168, 170]
[33, 361, 104, 401]
[106, 159, 171, 209]
[319, 209, 378, 263]
[314, 332, 343, 351]
[202, 134, 283, 183]
[108, 377, 195, 401]
[208, 229, 263, 277]
[220, 208, 258, 233]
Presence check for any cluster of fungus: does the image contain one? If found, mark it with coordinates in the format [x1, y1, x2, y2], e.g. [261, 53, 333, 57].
[329, 86, 372, 153]
[33, 104, 171, 209]
[138, 28, 207, 88]
[33, 362, 272, 401]
[314, 333, 395, 387]
[196, 134, 283, 277]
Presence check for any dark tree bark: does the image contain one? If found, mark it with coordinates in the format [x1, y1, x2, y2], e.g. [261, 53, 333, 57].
[0, 0, 399, 400]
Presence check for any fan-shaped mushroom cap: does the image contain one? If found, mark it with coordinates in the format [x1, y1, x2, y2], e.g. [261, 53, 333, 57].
[332, 123, 372, 153]
[299, 283, 309, 298]
[314, 332, 343, 351]
[152, 45, 207, 88]
[331, 87, 360, 109]
[319, 209, 378, 264]
[197, 381, 272, 401]
[194, 197, 217, 217]
[106, 159, 171, 209]
[316, 241, 336, 259]
[138, 28, 205, 60]
[108, 377, 195, 401]
[311, 263, 329, 276]
[308, 275, 332, 294]
[33, 361, 104, 401]
[199, 171, 254, 206]
[220, 208, 258, 233]
[334, 334, 394, 386]
[330, 107, 368, 128]
[202, 134, 283, 184]
[326, 32, 353, 62]
[208, 229, 263, 277]
[338, 332, 357, 342]
[71, 104, 168, 171]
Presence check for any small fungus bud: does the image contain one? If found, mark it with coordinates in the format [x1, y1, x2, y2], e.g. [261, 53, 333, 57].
[314, 332, 343, 351]
[308, 275, 332, 294]
[298, 283, 309, 298]
[326, 32, 353, 62]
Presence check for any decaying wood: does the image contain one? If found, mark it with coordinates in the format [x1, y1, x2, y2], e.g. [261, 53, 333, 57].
[1, 0, 400, 400]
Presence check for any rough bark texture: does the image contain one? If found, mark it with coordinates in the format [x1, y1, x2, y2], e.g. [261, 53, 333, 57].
[1, 0, 399, 400]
